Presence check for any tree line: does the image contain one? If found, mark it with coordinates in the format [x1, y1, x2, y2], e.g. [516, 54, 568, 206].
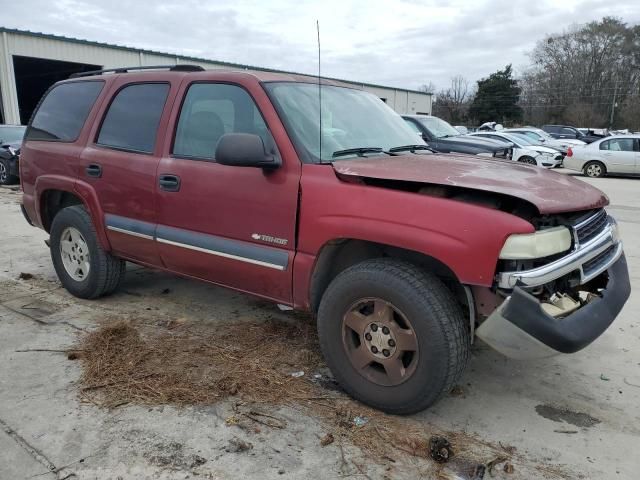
[422, 17, 640, 130]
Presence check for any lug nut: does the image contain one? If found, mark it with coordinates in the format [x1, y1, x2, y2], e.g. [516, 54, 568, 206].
[371, 346, 378, 354]
[383, 349, 390, 357]
[365, 333, 372, 341]
[371, 324, 378, 332]
[388, 339, 396, 347]
[382, 326, 390, 335]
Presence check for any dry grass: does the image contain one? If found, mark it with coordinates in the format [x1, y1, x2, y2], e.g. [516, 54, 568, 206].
[77, 318, 323, 407]
[74, 317, 535, 475]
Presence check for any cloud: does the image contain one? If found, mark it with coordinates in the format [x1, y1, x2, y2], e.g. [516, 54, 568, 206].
[2, 0, 639, 90]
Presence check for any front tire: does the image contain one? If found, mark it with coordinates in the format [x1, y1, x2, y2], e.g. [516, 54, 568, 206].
[584, 161, 606, 178]
[50, 205, 126, 299]
[317, 259, 469, 414]
[518, 156, 537, 166]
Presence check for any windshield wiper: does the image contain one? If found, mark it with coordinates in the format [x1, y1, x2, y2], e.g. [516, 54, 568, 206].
[332, 147, 384, 158]
[387, 144, 436, 154]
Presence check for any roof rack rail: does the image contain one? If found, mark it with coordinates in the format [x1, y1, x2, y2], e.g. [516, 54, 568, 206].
[69, 64, 205, 78]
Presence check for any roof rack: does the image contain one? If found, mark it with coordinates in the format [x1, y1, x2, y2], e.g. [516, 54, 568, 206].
[69, 64, 204, 78]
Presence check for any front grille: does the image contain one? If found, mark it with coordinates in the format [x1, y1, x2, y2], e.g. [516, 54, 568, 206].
[583, 245, 615, 277]
[575, 209, 608, 245]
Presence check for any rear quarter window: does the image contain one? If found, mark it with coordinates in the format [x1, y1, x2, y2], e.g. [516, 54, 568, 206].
[26, 81, 104, 142]
[97, 83, 170, 154]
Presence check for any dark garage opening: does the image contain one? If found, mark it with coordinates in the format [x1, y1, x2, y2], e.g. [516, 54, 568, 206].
[13, 55, 101, 124]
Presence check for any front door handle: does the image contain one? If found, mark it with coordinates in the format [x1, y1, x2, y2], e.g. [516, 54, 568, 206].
[159, 174, 181, 192]
[86, 164, 102, 178]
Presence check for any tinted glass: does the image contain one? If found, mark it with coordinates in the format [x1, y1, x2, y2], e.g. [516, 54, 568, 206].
[416, 116, 460, 138]
[97, 83, 169, 153]
[26, 81, 103, 142]
[403, 119, 422, 135]
[173, 83, 269, 160]
[600, 138, 634, 152]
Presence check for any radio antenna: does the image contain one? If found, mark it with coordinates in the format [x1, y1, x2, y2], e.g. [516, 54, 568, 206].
[317, 20, 322, 161]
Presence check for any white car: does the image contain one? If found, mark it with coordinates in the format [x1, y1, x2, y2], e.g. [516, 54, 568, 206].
[504, 128, 586, 151]
[563, 135, 640, 178]
[468, 132, 563, 168]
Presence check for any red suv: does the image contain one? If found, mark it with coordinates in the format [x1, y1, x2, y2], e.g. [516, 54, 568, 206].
[19, 65, 630, 414]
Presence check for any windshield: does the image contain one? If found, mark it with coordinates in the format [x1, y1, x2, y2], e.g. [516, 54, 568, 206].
[416, 116, 460, 138]
[265, 82, 425, 162]
[503, 132, 537, 146]
[0, 126, 26, 144]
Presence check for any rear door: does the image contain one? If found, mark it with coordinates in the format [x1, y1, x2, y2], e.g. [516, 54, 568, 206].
[80, 79, 175, 265]
[598, 138, 636, 173]
[154, 80, 301, 303]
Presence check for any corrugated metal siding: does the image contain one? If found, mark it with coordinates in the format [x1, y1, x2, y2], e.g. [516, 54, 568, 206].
[0, 29, 432, 123]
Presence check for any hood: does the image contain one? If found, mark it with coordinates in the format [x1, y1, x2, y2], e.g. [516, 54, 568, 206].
[438, 135, 509, 151]
[332, 154, 608, 215]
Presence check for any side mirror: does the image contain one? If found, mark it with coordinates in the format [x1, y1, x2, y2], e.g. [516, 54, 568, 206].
[215, 133, 281, 169]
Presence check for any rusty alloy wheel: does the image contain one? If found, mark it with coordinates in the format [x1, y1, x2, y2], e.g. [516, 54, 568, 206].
[342, 297, 419, 386]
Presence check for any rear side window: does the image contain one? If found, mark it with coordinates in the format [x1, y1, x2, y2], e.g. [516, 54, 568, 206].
[26, 81, 104, 142]
[97, 83, 170, 153]
[600, 138, 634, 152]
[173, 83, 269, 160]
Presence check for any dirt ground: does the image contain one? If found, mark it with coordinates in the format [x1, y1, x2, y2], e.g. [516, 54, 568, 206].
[1, 170, 639, 480]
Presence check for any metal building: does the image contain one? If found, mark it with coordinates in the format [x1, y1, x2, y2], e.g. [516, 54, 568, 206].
[0, 27, 432, 125]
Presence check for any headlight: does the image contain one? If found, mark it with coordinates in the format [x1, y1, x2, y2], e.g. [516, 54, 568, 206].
[535, 151, 554, 157]
[499, 226, 572, 259]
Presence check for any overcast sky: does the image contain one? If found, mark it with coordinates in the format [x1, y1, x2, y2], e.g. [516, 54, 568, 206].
[3, 0, 640, 91]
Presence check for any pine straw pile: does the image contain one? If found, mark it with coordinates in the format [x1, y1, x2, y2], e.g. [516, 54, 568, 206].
[73, 318, 520, 474]
[76, 318, 323, 407]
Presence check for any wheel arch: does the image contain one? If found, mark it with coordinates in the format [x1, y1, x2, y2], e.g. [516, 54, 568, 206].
[36, 178, 111, 250]
[308, 238, 468, 314]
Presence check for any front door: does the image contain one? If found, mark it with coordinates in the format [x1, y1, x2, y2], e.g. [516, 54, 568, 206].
[80, 80, 174, 265]
[155, 81, 300, 304]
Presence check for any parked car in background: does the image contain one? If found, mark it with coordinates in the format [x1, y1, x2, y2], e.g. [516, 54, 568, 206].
[564, 135, 640, 177]
[468, 131, 563, 167]
[403, 115, 512, 158]
[542, 125, 604, 144]
[504, 127, 584, 153]
[0, 124, 26, 185]
[454, 125, 468, 134]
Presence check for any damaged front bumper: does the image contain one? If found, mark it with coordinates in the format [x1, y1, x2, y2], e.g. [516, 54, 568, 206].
[477, 214, 630, 359]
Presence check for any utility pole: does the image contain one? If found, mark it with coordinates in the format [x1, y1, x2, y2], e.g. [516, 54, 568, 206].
[609, 80, 618, 129]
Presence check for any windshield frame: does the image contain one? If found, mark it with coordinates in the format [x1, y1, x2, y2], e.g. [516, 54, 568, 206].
[415, 116, 461, 139]
[262, 81, 425, 164]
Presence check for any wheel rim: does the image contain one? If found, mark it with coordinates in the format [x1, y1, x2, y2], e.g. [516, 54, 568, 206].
[60, 227, 91, 281]
[342, 298, 419, 386]
[525, 158, 537, 165]
[0, 162, 6, 182]
[586, 164, 602, 177]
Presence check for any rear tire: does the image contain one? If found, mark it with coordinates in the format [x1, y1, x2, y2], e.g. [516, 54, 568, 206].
[584, 161, 606, 178]
[50, 205, 126, 299]
[0, 158, 18, 185]
[317, 258, 469, 414]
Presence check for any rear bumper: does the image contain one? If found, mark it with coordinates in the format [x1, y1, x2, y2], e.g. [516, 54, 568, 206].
[476, 254, 630, 359]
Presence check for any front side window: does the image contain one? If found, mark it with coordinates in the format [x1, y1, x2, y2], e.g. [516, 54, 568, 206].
[265, 82, 424, 162]
[404, 119, 422, 135]
[600, 138, 634, 152]
[97, 83, 169, 153]
[26, 81, 104, 142]
[173, 83, 269, 160]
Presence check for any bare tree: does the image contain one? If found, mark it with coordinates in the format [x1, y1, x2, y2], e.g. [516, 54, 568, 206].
[433, 75, 472, 124]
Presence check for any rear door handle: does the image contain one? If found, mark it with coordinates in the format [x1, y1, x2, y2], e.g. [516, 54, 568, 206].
[86, 164, 102, 178]
[159, 174, 181, 192]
